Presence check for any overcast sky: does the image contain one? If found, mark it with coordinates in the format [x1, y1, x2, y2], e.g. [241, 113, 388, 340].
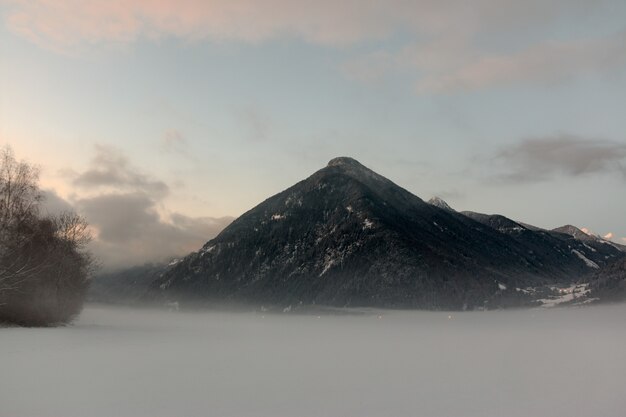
[1, 1, 626, 268]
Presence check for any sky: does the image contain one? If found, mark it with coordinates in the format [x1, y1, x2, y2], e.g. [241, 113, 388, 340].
[1, 0, 626, 268]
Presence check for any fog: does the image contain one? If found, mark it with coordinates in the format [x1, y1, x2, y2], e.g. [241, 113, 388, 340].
[2, 304, 626, 417]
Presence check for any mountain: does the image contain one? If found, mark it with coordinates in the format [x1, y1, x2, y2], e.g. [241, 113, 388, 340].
[586, 258, 626, 302]
[552, 225, 626, 253]
[145, 157, 624, 309]
[459, 211, 623, 276]
[89, 262, 170, 305]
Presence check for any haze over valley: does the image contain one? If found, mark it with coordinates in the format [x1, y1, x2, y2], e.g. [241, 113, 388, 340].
[3, 304, 626, 417]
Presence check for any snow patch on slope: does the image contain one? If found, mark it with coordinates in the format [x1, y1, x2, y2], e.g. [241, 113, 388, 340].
[571, 249, 599, 269]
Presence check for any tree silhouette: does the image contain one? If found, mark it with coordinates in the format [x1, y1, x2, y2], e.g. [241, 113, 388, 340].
[0, 147, 95, 326]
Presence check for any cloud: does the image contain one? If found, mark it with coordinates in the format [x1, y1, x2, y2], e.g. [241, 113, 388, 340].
[341, 30, 626, 93]
[2, 0, 404, 50]
[5, 1, 624, 92]
[56, 145, 233, 268]
[599, 233, 626, 245]
[40, 189, 74, 216]
[492, 135, 626, 182]
[414, 32, 626, 93]
[75, 192, 232, 268]
[77, 192, 159, 243]
[73, 145, 169, 198]
[3, 1, 618, 49]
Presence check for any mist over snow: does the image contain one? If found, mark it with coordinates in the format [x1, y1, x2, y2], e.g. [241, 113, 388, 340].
[2, 304, 626, 417]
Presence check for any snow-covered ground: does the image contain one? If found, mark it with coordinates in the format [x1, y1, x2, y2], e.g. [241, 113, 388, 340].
[537, 283, 592, 307]
[2, 304, 626, 417]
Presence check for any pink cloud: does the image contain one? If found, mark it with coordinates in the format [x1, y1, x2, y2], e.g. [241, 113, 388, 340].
[414, 32, 626, 93]
[3, 0, 617, 50]
[4, 0, 624, 92]
[3, 0, 407, 50]
[339, 8, 626, 93]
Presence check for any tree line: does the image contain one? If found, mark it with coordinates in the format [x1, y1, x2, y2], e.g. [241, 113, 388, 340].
[0, 147, 95, 326]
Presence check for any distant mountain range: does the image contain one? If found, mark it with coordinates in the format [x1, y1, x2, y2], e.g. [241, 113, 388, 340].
[91, 157, 625, 310]
[89, 263, 168, 305]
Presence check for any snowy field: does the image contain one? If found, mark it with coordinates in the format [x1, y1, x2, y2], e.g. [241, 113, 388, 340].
[2, 304, 626, 417]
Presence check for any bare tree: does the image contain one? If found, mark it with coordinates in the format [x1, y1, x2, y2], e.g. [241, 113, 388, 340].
[0, 146, 95, 326]
[0, 147, 42, 293]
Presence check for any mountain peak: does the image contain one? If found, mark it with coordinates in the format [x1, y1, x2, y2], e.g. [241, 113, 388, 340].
[552, 225, 608, 244]
[323, 156, 392, 187]
[553, 224, 588, 238]
[327, 156, 364, 168]
[428, 196, 454, 212]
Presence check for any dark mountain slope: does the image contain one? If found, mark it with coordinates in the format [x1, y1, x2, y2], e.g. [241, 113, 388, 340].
[147, 157, 619, 309]
[459, 210, 623, 277]
[586, 258, 626, 302]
